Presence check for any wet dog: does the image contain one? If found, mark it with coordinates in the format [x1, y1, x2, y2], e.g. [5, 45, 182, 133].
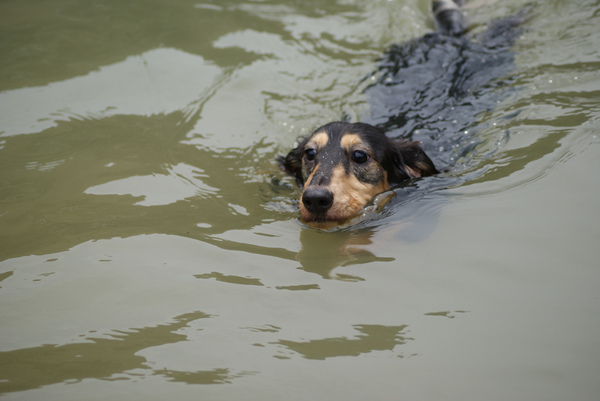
[280, 122, 438, 225]
[280, 0, 528, 226]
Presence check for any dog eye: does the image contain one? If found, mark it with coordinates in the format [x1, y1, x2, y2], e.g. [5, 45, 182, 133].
[351, 150, 369, 164]
[304, 148, 317, 161]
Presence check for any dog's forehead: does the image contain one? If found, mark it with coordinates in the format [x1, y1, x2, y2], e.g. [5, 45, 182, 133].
[339, 133, 364, 150]
[307, 129, 369, 151]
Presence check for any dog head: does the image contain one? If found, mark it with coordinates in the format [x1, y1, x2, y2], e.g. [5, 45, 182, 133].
[281, 122, 438, 226]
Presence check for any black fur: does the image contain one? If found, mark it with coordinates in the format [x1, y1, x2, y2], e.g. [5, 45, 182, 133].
[279, 1, 532, 224]
[281, 122, 438, 188]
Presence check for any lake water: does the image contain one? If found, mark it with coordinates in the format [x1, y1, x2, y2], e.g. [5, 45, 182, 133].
[1, 0, 599, 399]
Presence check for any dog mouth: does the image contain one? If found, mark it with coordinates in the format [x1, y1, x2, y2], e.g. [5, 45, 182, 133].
[300, 207, 340, 223]
[300, 211, 350, 230]
[299, 187, 397, 227]
[302, 211, 339, 223]
[299, 192, 362, 226]
[299, 203, 349, 225]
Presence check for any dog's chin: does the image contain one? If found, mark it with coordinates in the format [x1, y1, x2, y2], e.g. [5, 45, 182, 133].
[302, 217, 345, 230]
[300, 199, 372, 228]
[300, 209, 354, 229]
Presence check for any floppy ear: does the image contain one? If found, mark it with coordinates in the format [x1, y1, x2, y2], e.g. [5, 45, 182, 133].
[278, 142, 306, 187]
[390, 140, 439, 181]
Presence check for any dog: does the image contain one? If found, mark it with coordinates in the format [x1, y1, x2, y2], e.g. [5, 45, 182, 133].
[280, 121, 438, 225]
[280, 0, 527, 227]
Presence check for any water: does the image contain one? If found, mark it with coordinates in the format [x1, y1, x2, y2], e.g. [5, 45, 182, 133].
[1, 0, 599, 399]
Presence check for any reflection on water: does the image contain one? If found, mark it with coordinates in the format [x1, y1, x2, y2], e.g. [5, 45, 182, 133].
[276, 324, 409, 360]
[85, 162, 219, 207]
[155, 367, 256, 385]
[1, 0, 599, 399]
[297, 228, 394, 280]
[464, 128, 568, 188]
[424, 310, 468, 319]
[0, 312, 212, 393]
[0, 48, 222, 137]
[0, 112, 292, 259]
[195, 271, 264, 286]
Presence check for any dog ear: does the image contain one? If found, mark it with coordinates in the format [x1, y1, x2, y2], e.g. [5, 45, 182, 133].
[390, 140, 439, 181]
[278, 141, 306, 187]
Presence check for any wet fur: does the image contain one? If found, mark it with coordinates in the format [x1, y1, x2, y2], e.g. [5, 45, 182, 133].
[280, 0, 530, 226]
[281, 122, 438, 225]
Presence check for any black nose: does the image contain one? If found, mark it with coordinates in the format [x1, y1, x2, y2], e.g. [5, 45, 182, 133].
[302, 187, 334, 215]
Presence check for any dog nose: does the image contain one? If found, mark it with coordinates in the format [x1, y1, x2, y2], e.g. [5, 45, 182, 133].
[302, 187, 334, 214]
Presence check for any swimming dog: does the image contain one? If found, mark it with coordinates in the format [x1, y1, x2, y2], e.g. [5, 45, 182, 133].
[281, 121, 438, 225]
[281, 0, 528, 226]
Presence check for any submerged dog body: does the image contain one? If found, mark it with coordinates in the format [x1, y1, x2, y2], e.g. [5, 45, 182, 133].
[281, 0, 529, 226]
[281, 122, 437, 225]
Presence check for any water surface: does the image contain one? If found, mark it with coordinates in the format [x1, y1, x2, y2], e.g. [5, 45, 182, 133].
[1, 0, 599, 399]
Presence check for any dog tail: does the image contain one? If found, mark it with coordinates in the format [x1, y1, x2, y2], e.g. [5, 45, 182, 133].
[431, 0, 466, 36]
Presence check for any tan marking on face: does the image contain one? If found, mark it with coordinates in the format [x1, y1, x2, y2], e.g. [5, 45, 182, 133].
[302, 162, 320, 187]
[339, 133, 364, 152]
[307, 131, 329, 150]
[299, 164, 390, 225]
[301, 131, 329, 186]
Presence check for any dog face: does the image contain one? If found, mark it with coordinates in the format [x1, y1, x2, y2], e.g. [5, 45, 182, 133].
[281, 122, 438, 226]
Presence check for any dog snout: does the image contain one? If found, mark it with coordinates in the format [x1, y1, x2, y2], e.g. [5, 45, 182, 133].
[302, 187, 334, 215]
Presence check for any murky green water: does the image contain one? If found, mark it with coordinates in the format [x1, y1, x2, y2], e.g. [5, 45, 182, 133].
[1, 0, 599, 399]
